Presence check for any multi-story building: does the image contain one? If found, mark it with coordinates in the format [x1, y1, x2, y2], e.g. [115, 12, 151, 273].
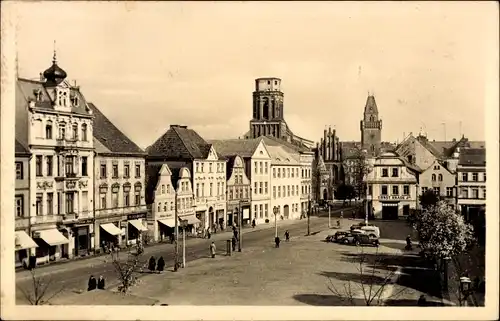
[456, 148, 486, 221]
[14, 139, 37, 268]
[145, 164, 197, 242]
[268, 145, 301, 220]
[89, 103, 147, 251]
[147, 125, 226, 232]
[16, 53, 94, 263]
[419, 159, 456, 207]
[365, 151, 420, 220]
[244, 77, 313, 149]
[316, 126, 343, 190]
[224, 155, 252, 227]
[208, 138, 271, 225]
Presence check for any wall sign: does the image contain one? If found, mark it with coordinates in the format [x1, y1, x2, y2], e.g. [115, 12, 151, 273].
[128, 213, 146, 220]
[379, 195, 411, 201]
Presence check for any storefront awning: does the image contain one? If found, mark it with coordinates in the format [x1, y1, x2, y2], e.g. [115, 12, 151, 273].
[35, 229, 69, 246]
[128, 219, 148, 232]
[179, 215, 201, 225]
[158, 218, 176, 228]
[100, 223, 124, 236]
[15, 231, 38, 250]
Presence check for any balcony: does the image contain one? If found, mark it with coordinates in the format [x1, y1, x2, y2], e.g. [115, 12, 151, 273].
[31, 215, 62, 225]
[94, 204, 148, 219]
[55, 137, 78, 150]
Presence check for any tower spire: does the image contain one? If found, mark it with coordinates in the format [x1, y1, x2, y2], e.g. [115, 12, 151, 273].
[52, 40, 57, 64]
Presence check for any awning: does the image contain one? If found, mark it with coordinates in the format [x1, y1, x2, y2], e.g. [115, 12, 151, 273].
[128, 219, 148, 232]
[179, 215, 201, 225]
[158, 218, 177, 228]
[35, 229, 69, 246]
[100, 223, 124, 236]
[15, 231, 38, 250]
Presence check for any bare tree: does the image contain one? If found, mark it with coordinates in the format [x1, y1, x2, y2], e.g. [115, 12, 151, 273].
[111, 241, 145, 293]
[326, 247, 406, 306]
[17, 269, 65, 305]
[349, 145, 372, 200]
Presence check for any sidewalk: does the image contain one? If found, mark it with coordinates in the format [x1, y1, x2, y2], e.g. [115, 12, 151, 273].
[16, 216, 318, 280]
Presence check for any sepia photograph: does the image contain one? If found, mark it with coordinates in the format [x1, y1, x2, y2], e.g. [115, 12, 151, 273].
[1, 1, 498, 320]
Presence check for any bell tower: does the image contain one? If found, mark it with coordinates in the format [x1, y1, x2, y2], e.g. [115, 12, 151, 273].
[249, 77, 286, 139]
[360, 94, 382, 156]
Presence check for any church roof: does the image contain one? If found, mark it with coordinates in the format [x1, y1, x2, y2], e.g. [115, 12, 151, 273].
[459, 148, 486, 166]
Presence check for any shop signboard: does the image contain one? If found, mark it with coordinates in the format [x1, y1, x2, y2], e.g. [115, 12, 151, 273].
[128, 212, 146, 220]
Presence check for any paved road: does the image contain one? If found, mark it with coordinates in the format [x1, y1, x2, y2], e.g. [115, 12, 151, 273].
[16, 215, 332, 304]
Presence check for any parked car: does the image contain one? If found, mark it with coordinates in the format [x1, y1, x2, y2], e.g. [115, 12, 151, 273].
[325, 234, 336, 242]
[354, 234, 380, 247]
[350, 223, 380, 238]
[331, 231, 351, 243]
[338, 232, 358, 245]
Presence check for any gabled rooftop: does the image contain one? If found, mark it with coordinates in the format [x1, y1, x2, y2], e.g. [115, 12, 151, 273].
[459, 148, 486, 166]
[148, 125, 212, 160]
[208, 138, 262, 158]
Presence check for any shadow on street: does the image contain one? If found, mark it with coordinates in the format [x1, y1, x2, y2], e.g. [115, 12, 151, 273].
[292, 293, 453, 306]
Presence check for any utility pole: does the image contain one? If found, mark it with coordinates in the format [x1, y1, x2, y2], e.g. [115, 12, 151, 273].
[328, 202, 331, 228]
[307, 197, 311, 236]
[174, 192, 179, 272]
[273, 206, 278, 237]
[238, 201, 242, 252]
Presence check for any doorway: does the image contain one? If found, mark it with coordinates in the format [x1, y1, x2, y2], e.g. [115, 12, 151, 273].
[381, 203, 399, 220]
[284, 205, 290, 219]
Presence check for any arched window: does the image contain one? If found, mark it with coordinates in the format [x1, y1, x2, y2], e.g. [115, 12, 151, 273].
[157, 203, 161, 212]
[45, 121, 53, 139]
[59, 122, 66, 139]
[438, 174, 443, 181]
[81, 123, 88, 141]
[161, 184, 165, 194]
[72, 123, 78, 140]
[432, 174, 436, 181]
[163, 204, 167, 212]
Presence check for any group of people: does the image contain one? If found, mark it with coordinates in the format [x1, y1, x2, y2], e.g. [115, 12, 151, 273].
[274, 230, 290, 248]
[87, 275, 106, 291]
[148, 256, 166, 273]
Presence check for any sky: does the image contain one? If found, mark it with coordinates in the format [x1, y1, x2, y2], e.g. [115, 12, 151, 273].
[13, 1, 496, 148]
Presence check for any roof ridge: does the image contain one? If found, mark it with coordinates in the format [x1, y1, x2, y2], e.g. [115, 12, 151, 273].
[173, 127, 200, 159]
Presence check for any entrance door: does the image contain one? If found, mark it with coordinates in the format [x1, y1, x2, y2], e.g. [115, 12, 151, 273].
[209, 208, 214, 230]
[76, 226, 89, 256]
[284, 205, 290, 219]
[323, 189, 328, 201]
[382, 204, 399, 220]
[403, 205, 410, 216]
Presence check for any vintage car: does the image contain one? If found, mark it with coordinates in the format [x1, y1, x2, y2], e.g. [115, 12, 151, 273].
[337, 232, 359, 245]
[353, 234, 380, 247]
[350, 223, 380, 238]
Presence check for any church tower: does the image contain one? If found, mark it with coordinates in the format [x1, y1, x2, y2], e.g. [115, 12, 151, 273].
[360, 94, 382, 156]
[249, 77, 288, 140]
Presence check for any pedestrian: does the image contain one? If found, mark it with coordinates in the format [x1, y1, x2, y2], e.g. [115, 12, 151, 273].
[97, 275, 105, 290]
[275, 236, 281, 248]
[207, 228, 211, 239]
[157, 256, 165, 273]
[252, 219, 256, 228]
[87, 275, 97, 291]
[210, 241, 216, 258]
[231, 236, 236, 251]
[148, 256, 156, 273]
[340, 210, 344, 219]
[284, 230, 290, 241]
[417, 294, 427, 306]
[169, 234, 174, 244]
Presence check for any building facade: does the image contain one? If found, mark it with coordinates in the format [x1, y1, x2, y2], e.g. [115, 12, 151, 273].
[365, 152, 419, 220]
[16, 54, 94, 264]
[225, 155, 251, 227]
[456, 148, 486, 221]
[311, 149, 329, 203]
[90, 103, 147, 252]
[419, 159, 456, 207]
[268, 145, 301, 220]
[316, 126, 343, 190]
[147, 125, 226, 232]
[299, 153, 314, 215]
[209, 138, 272, 225]
[14, 140, 37, 268]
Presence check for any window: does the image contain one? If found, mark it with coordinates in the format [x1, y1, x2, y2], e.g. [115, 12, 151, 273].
[254, 162, 258, 174]
[259, 204, 263, 218]
[46, 193, 53, 215]
[278, 168, 281, 178]
[100, 193, 107, 209]
[433, 187, 440, 195]
[15, 162, 23, 179]
[446, 187, 453, 197]
[229, 188, 233, 200]
[438, 174, 443, 181]
[434, 165, 440, 170]
[135, 164, 141, 178]
[254, 205, 258, 218]
[483, 172, 486, 181]
[403, 185, 410, 195]
[157, 203, 161, 212]
[81, 123, 88, 141]
[59, 123, 66, 139]
[135, 193, 141, 205]
[264, 182, 268, 194]
[82, 191, 88, 212]
[81, 157, 88, 176]
[265, 204, 269, 217]
[287, 185, 290, 197]
[100, 164, 107, 178]
[259, 182, 263, 194]
[259, 162, 263, 174]
[72, 124, 78, 140]
[265, 163, 268, 174]
[421, 187, 428, 194]
[124, 191, 130, 207]
[36, 156, 43, 176]
[161, 185, 165, 194]
[196, 163, 200, 173]
[209, 163, 212, 173]
[273, 186, 276, 199]
[273, 168, 276, 178]
[46, 123, 53, 139]
[209, 183, 213, 196]
[392, 185, 399, 195]
[472, 173, 478, 182]
[287, 168, 290, 178]
[112, 191, 118, 208]
[472, 188, 479, 199]
[66, 192, 74, 214]
[461, 188, 468, 198]
[15, 195, 23, 217]
[278, 186, 281, 197]
[382, 168, 388, 177]
[124, 164, 130, 178]
[112, 164, 119, 178]
[381, 185, 388, 195]
[65, 156, 74, 175]
[482, 188, 486, 199]
[431, 174, 436, 182]
[407, 155, 413, 163]
[291, 168, 294, 178]
[201, 163, 204, 172]
[462, 172, 468, 182]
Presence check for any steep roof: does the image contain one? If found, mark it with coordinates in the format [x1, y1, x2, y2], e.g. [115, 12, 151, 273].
[15, 139, 30, 155]
[266, 145, 300, 165]
[88, 103, 145, 156]
[262, 135, 311, 153]
[145, 163, 163, 204]
[459, 148, 486, 166]
[148, 125, 212, 159]
[364, 95, 378, 115]
[415, 135, 443, 158]
[208, 138, 262, 158]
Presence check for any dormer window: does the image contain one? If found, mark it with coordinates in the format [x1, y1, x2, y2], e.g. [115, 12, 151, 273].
[56, 88, 69, 107]
[33, 89, 43, 102]
[70, 93, 79, 107]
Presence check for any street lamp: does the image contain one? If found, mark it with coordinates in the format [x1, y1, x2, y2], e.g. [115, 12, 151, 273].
[273, 206, 279, 237]
[459, 276, 472, 306]
[174, 192, 179, 272]
[307, 196, 311, 236]
[236, 201, 242, 252]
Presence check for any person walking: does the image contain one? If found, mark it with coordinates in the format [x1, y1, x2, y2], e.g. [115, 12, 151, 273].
[148, 256, 156, 273]
[284, 230, 290, 242]
[157, 256, 165, 273]
[231, 236, 237, 252]
[207, 228, 211, 239]
[97, 275, 105, 290]
[252, 219, 256, 228]
[87, 275, 97, 291]
[275, 236, 281, 248]
[210, 242, 216, 258]
[417, 294, 427, 306]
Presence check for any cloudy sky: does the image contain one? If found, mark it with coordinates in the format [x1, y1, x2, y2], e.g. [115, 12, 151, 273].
[14, 1, 495, 148]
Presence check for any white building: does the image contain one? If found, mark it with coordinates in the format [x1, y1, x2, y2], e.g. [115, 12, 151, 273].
[147, 125, 226, 232]
[299, 153, 314, 214]
[456, 148, 486, 221]
[90, 103, 147, 251]
[419, 159, 457, 207]
[209, 138, 271, 225]
[365, 151, 420, 219]
[268, 145, 301, 220]
[16, 54, 94, 264]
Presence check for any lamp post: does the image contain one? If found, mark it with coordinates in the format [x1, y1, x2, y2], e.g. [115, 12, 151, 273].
[237, 200, 242, 252]
[307, 196, 311, 236]
[459, 276, 472, 307]
[174, 192, 179, 272]
[328, 202, 331, 228]
[273, 206, 279, 237]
